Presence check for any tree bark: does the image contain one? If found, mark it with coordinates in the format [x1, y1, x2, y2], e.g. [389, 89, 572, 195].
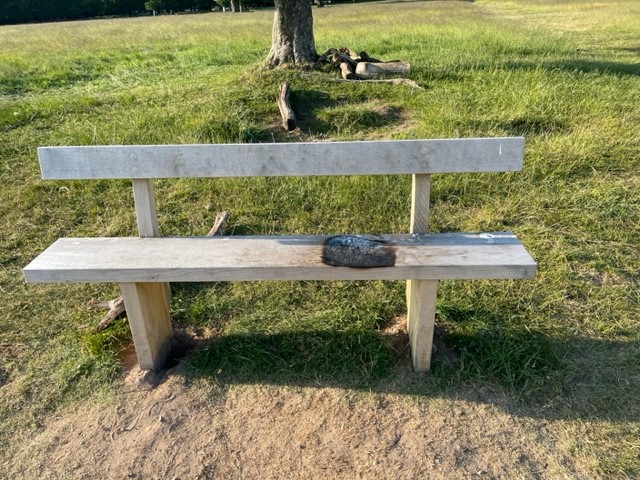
[266, 0, 317, 67]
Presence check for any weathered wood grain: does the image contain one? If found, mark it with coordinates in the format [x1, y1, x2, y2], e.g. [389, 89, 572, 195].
[132, 179, 160, 238]
[407, 279, 438, 373]
[37, 137, 525, 179]
[23, 233, 537, 283]
[120, 282, 173, 371]
[131, 178, 171, 305]
[406, 172, 437, 372]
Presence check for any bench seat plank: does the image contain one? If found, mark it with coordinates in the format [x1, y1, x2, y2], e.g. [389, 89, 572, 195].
[24, 233, 536, 283]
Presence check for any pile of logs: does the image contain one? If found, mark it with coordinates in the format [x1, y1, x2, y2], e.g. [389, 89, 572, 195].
[277, 48, 418, 132]
[317, 47, 411, 80]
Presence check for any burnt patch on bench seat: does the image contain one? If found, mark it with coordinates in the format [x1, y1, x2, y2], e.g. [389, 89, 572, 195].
[322, 235, 396, 268]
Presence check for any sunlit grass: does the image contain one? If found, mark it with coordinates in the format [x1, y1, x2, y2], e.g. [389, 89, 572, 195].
[1, 0, 639, 476]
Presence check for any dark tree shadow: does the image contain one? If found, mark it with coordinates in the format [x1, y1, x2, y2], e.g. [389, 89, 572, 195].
[505, 58, 640, 77]
[290, 89, 339, 134]
[287, 89, 408, 136]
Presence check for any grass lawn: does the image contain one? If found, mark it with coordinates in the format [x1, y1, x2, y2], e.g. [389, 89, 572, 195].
[1, 0, 639, 476]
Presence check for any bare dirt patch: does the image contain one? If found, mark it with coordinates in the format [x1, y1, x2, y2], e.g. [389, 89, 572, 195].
[6, 332, 590, 480]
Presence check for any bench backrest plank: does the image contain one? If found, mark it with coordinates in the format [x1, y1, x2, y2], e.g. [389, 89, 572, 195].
[37, 137, 524, 179]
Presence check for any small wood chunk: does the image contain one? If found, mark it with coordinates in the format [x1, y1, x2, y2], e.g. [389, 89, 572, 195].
[277, 82, 296, 131]
[207, 211, 229, 236]
[322, 235, 396, 268]
[340, 47, 359, 61]
[340, 62, 356, 80]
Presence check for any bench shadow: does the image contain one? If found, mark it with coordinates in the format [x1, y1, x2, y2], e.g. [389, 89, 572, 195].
[175, 313, 640, 423]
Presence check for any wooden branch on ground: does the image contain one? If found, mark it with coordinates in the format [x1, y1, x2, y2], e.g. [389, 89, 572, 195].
[301, 74, 425, 90]
[277, 82, 296, 131]
[92, 296, 126, 332]
[207, 210, 229, 236]
[91, 210, 229, 332]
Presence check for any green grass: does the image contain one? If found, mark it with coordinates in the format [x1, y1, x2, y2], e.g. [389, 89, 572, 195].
[1, 0, 639, 476]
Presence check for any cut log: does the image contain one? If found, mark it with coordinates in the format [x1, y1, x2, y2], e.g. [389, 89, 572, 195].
[277, 82, 296, 131]
[331, 52, 356, 69]
[300, 74, 425, 90]
[340, 47, 359, 61]
[340, 62, 356, 80]
[355, 62, 411, 79]
[357, 51, 381, 63]
[317, 48, 338, 62]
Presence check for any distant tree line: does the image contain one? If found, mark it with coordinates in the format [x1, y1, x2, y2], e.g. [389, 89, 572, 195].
[0, 0, 275, 25]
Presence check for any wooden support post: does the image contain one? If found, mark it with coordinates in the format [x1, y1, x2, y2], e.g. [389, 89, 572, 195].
[410, 173, 431, 233]
[131, 179, 172, 369]
[132, 178, 171, 304]
[132, 178, 160, 237]
[120, 282, 173, 371]
[406, 173, 438, 372]
[407, 279, 438, 372]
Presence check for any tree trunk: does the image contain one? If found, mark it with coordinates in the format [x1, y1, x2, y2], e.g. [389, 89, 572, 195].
[266, 0, 317, 67]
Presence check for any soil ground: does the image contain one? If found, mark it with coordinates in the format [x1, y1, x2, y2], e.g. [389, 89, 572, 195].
[6, 323, 593, 480]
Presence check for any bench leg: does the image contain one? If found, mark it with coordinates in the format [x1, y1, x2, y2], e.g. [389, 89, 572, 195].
[406, 279, 438, 373]
[120, 282, 173, 372]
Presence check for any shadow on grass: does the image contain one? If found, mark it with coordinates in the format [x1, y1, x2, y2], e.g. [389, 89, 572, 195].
[506, 58, 640, 77]
[290, 89, 338, 134]
[179, 319, 640, 422]
[466, 116, 567, 136]
[290, 89, 407, 136]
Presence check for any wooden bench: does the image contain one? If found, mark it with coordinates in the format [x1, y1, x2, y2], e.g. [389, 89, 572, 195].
[23, 138, 536, 373]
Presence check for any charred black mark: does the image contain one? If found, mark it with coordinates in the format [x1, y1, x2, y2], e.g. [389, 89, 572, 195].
[322, 235, 396, 268]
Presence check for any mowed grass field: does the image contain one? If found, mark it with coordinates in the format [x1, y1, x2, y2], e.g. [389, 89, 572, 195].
[1, 0, 639, 476]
